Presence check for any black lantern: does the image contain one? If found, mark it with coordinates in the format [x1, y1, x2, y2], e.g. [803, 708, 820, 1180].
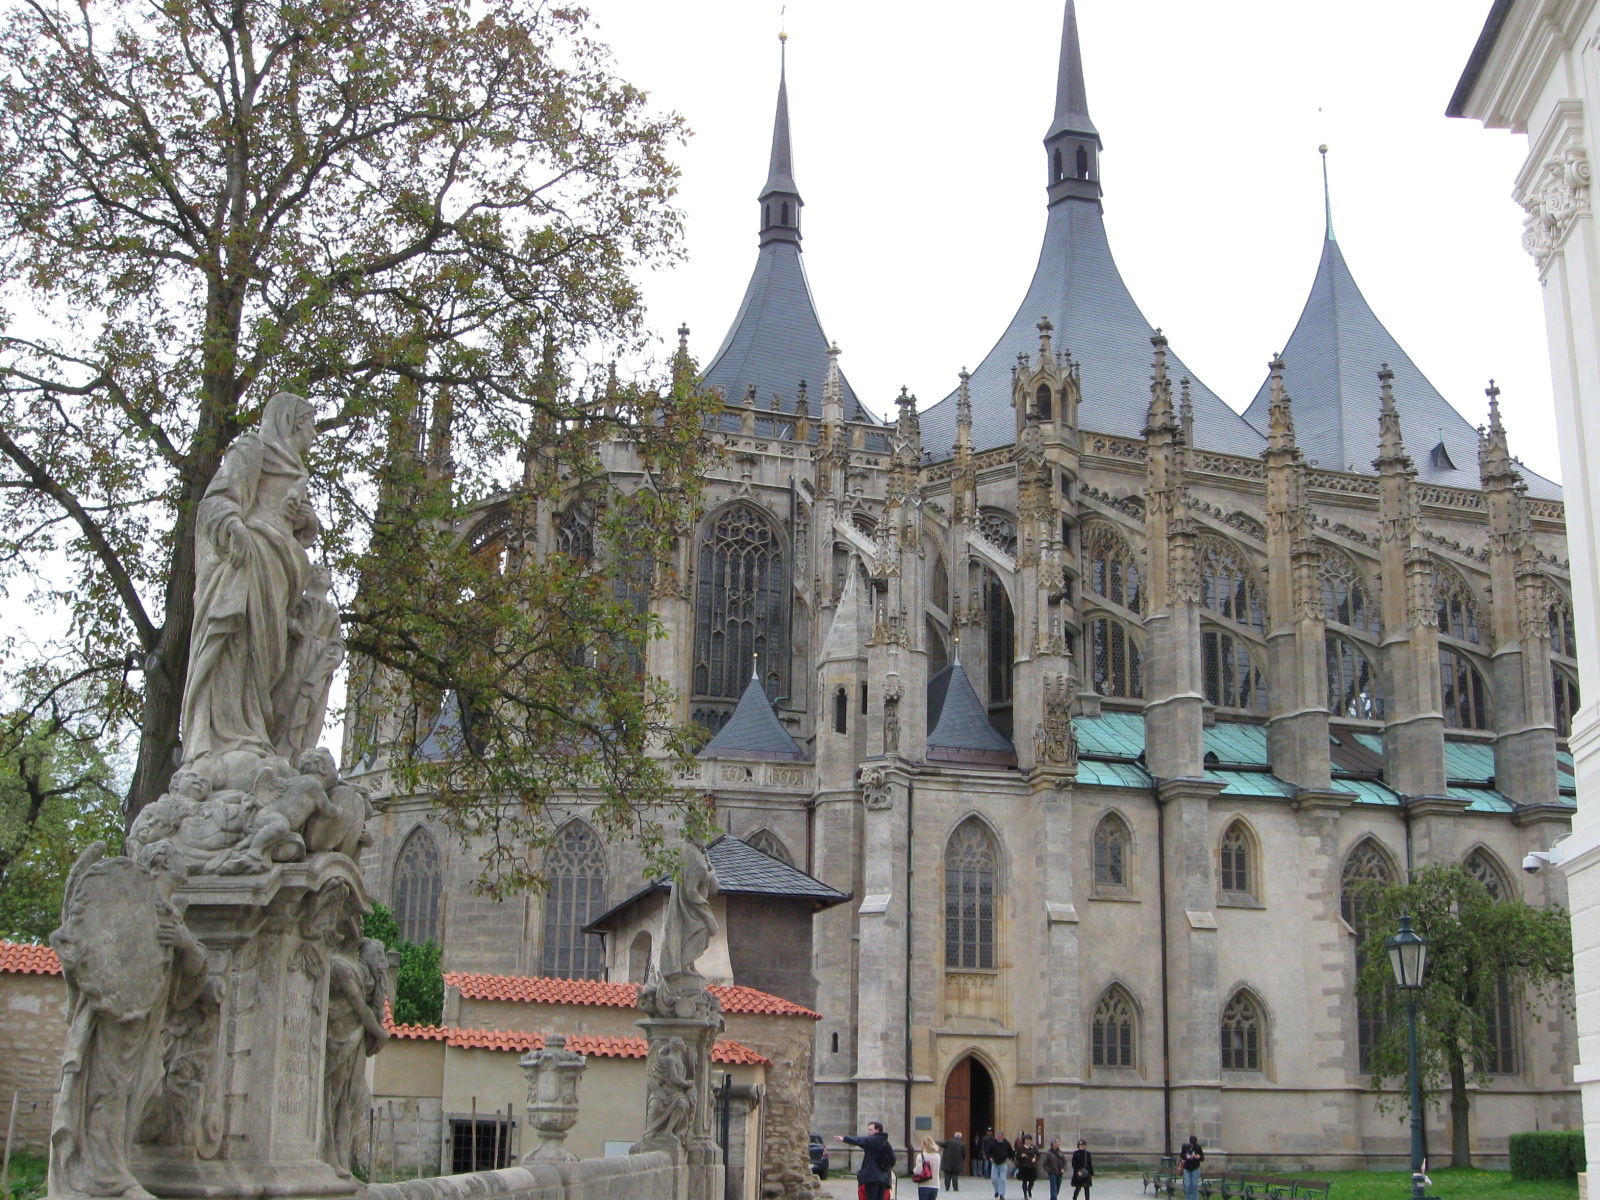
[1386, 913, 1428, 990]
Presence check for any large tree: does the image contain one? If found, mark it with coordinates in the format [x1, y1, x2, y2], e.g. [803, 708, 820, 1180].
[0, 0, 717, 878]
[1354, 863, 1572, 1166]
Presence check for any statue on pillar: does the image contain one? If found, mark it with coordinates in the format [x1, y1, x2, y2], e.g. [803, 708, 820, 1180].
[642, 839, 719, 1020]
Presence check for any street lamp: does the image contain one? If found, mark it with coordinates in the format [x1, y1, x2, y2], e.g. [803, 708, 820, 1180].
[1386, 914, 1429, 1200]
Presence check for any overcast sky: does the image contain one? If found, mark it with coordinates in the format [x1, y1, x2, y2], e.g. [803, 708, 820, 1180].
[579, 0, 1561, 484]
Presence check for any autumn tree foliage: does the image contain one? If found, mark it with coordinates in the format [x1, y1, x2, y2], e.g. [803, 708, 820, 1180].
[0, 0, 718, 875]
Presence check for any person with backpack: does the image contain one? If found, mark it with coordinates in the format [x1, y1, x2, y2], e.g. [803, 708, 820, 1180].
[837, 1121, 896, 1200]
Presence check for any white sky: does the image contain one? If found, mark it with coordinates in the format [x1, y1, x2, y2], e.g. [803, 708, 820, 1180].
[581, 0, 1562, 484]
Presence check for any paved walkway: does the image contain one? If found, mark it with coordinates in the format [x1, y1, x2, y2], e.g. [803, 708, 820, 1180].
[819, 1172, 1159, 1200]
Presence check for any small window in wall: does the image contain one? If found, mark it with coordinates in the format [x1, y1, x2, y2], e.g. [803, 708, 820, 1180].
[450, 1117, 517, 1173]
[781, 201, 791, 225]
[831, 1031, 840, 1054]
[1220, 989, 1265, 1071]
[860, 682, 869, 714]
[1053, 148, 1063, 182]
[834, 688, 848, 734]
[1035, 383, 1052, 420]
[1076, 145, 1089, 179]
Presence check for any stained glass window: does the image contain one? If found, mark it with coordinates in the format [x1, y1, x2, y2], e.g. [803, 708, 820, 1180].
[1436, 567, 1482, 644]
[1084, 524, 1143, 613]
[1091, 986, 1137, 1069]
[1203, 630, 1267, 712]
[1341, 839, 1394, 1070]
[1220, 820, 1253, 899]
[1440, 648, 1489, 730]
[1093, 812, 1130, 891]
[693, 505, 788, 719]
[1327, 634, 1384, 720]
[394, 826, 443, 945]
[1555, 667, 1581, 739]
[1198, 537, 1265, 630]
[1220, 990, 1264, 1071]
[1088, 616, 1143, 699]
[1322, 551, 1381, 635]
[944, 820, 998, 970]
[539, 822, 607, 979]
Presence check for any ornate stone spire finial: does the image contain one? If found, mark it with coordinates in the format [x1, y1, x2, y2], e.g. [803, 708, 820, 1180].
[1266, 354, 1297, 451]
[1145, 330, 1175, 432]
[1037, 316, 1055, 359]
[956, 369, 972, 435]
[1179, 376, 1194, 447]
[1374, 363, 1412, 473]
[1478, 378, 1519, 488]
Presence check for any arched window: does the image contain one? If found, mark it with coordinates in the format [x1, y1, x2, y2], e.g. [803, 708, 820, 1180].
[628, 931, 652, 982]
[1087, 616, 1143, 699]
[1440, 648, 1489, 730]
[1219, 820, 1256, 902]
[978, 509, 1018, 556]
[1202, 630, 1267, 712]
[1327, 633, 1384, 720]
[693, 504, 788, 721]
[1053, 147, 1064, 182]
[1220, 989, 1265, 1071]
[1083, 524, 1143, 613]
[1035, 383, 1053, 420]
[929, 552, 950, 614]
[1091, 985, 1138, 1070]
[555, 497, 596, 562]
[1341, 839, 1395, 1070]
[394, 826, 443, 945]
[1092, 812, 1131, 892]
[539, 822, 607, 979]
[1550, 596, 1578, 658]
[1555, 666, 1581, 738]
[1198, 537, 1265, 630]
[1075, 145, 1089, 179]
[982, 567, 1014, 713]
[1321, 550, 1380, 635]
[1435, 566, 1482, 644]
[833, 687, 848, 734]
[781, 201, 791, 226]
[944, 820, 998, 970]
[1460, 849, 1519, 1072]
[746, 828, 794, 867]
[1462, 847, 1510, 900]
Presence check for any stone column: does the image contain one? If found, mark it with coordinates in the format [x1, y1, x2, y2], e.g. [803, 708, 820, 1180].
[635, 1010, 726, 1200]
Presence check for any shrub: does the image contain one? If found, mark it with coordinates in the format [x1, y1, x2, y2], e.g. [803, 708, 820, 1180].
[363, 901, 445, 1026]
[1508, 1130, 1585, 1180]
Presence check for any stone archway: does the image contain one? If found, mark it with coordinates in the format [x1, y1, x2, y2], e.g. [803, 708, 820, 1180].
[944, 1054, 996, 1150]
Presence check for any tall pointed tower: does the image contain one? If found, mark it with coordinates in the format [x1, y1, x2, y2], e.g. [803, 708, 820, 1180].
[917, 0, 1264, 458]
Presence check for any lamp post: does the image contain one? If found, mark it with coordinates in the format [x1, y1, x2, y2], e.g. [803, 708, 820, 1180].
[1386, 913, 1429, 1200]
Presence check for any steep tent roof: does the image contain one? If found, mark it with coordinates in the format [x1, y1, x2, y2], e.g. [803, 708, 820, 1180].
[699, 40, 875, 424]
[1241, 233, 1560, 499]
[926, 662, 1015, 767]
[699, 670, 805, 761]
[918, 0, 1265, 460]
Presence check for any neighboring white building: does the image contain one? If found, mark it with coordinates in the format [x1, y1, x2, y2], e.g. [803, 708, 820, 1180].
[1451, 0, 1600, 1186]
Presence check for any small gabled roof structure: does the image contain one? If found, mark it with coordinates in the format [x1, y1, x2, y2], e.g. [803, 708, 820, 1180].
[700, 38, 875, 424]
[585, 834, 848, 934]
[699, 670, 804, 761]
[926, 661, 1015, 768]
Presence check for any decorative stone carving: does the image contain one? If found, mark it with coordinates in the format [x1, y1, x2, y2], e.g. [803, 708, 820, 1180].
[857, 764, 892, 810]
[49, 841, 211, 1200]
[520, 1034, 588, 1163]
[1033, 673, 1079, 768]
[882, 686, 902, 755]
[1520, 146, 1590, 272]
[640, 841, 719, 1020]
[323, 912, 388, 1177]
[637, 1036, 694, 1149]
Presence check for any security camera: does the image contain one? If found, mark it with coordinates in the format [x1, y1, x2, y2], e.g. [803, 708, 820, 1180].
[1524, 851, 1555, 874]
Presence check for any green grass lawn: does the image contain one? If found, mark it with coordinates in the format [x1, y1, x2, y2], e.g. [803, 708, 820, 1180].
[1284, 1169, 1577, 1199]
[1, 1150, 46, 1200]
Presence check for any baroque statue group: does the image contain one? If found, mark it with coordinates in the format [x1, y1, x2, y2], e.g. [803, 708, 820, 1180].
[45, 392, 727, 1200]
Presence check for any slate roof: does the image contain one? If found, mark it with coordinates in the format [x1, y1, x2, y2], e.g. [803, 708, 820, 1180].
[699, 671, 804, 761]
[584, 833, 848, 932]
[925, 661, 1015, 766]
[918, 1, 1265, 461]
[1241, 235, 1561, 499]
[443, 968, 821, 1019]
[415, 692, 463, 762]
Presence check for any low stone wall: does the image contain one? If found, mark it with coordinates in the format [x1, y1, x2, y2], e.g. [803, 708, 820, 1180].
[366, 1150, 676, 1200]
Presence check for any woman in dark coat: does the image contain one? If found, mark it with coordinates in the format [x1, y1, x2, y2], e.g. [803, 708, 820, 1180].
[1014, 1134, 1040, 1200]
[1070, 1140, 1094, 1200]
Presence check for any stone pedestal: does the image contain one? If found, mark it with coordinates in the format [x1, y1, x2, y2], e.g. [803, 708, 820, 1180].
[635, 1014, 725, 1200]
[132, 855, 369, 1200]
[521, 1034, 587, 1164]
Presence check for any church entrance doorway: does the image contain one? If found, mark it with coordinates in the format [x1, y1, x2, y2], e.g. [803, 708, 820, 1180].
[944, 1055, 996, 1148]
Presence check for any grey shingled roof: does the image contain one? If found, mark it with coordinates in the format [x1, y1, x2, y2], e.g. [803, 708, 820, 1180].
[926, 662, 1015, 766]
[415, 692, 463, 762]
[699, 671, 805, 761]
[918, 4, 1265, 461]
[1241, 236, 1560, 500]
[585, 834, 849, 931]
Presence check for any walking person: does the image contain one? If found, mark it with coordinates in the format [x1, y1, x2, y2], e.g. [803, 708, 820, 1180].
[915, 1136, 942, 1200]
[1179, 1135, 1205, 1200]
[836, 1121, 895, 1200]
[941, 1132, 967, 1191]
[1041, 1138, 1066, 1200]
[974, 1131, 994, 1180]
[1014, 1135, 1039, 1200]
[1069, 1140, 1094, 1200]
[986, 1129, 1014, 1199]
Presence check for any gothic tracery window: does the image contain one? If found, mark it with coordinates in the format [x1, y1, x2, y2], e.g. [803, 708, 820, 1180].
[1088, 616, 1143, 699]
[982, 567, 1015, 713]
[1091, 985, 1138, 1070]
[1220, 989, 1265, 1071]
[1327, 633, 1384, 720]
[693, 504, 789, 719]
[1321, 550, 1380, 635]
[1460, 848, 1519, 1072]
[1550, 596, 1578, 658]
[1198, 536, 1265, 631]
[1435, 566, 1483, 644]
[1341, 839, 1395, 1071]
[1555, 667, 1581, 739]
[1440, 648, 1489, 730]
[978, 509, 1018, 556]
[539, 822, 607, 979]
[1219, 819, 1255, 901]
[1093, 812, 1130, 892]
[746, 828, 795, 867]
[944, 820, 998, 970]
[556, 496, 596, 561]
[1202, 629, 1267, 712]
[1463, 847, 1510, 901]
[1084, 524, 1143, 613]
[394, 826, 443, 945]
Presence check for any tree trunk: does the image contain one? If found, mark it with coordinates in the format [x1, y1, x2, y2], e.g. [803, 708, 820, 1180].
[1448, 1048, 1472, 1167]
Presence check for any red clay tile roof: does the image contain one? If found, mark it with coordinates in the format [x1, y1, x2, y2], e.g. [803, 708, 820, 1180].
[0, 942, 61, 975]
[443, 972, 820, 1020]
[383, 1015, 767, 1065]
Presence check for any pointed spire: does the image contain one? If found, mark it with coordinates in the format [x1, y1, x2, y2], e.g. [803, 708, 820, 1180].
[1478, 378, 1519, 487]
[1179, 377, 1194, 448]
[1266, 354, 1298, 452]
[1374, 364, 1413, 473]
[1044, 0, 1102, 206]
[759, 31, 802, 247]
[1144, 330, 1175, 433]
[1319, 145, 1335, 242]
